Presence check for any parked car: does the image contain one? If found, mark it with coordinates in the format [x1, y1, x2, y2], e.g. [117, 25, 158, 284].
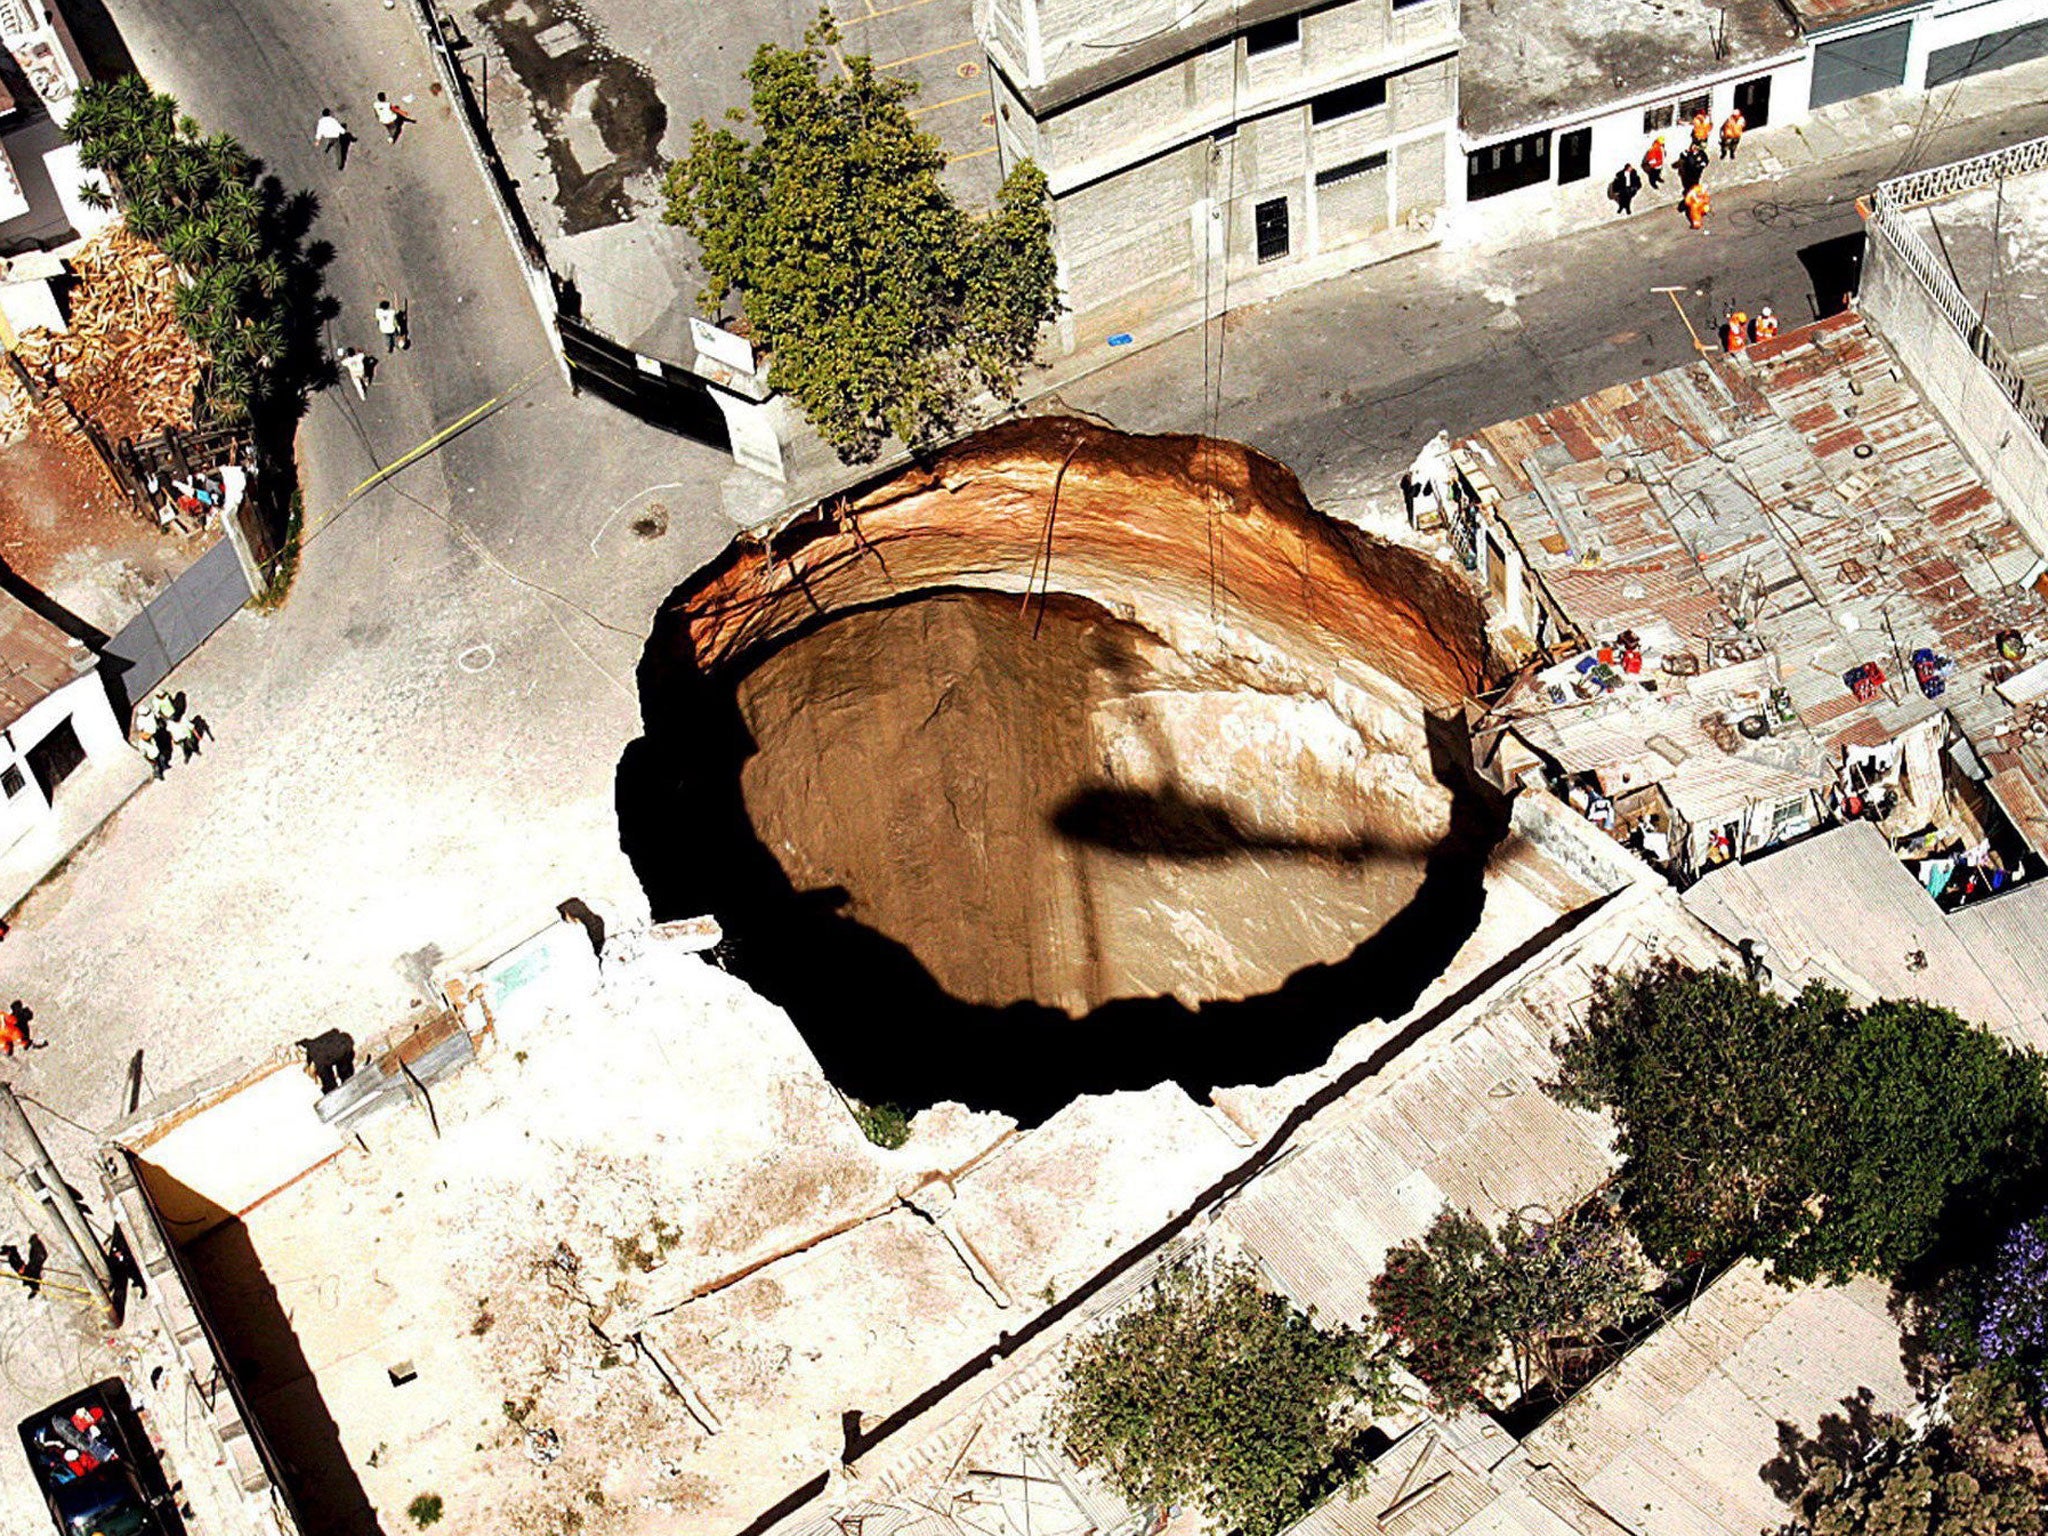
[17, 1379, 179, 1536]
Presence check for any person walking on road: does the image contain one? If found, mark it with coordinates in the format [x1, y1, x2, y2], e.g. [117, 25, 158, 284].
[336, 345, 371, 398]
[1610, 161, 1642, 215]
[1683, 183, 1711, 231]
[314, 108, 350, 170]
[1642, 136, 1667, 189]
[1689, 108, 1713, 149]
[1720, 110, 1746, 160]
[375, 299, 407, 353]
[1723, 310, 1749, 353]
[373, 93, 412, 143]
[1753, 305, 1779, 342]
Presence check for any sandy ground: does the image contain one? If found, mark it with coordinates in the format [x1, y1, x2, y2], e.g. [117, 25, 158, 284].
[156, 927, 1244, 1536]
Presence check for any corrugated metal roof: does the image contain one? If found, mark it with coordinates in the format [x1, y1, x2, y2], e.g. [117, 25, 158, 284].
[1466, 313, 2048, 840]
[0, 589, 90, 728]
[1681, 821, 2048, 1048]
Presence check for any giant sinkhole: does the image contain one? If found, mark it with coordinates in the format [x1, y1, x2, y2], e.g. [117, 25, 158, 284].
[618, 419, 1505, 1122]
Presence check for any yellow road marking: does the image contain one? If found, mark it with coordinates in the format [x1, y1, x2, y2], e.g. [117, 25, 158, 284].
[947, 144, 1000, 162]
[878, 38, 977, 68]
[343, 364, 547, 504]
[910, 90, 983, 116]
[839, 0, 948, 26]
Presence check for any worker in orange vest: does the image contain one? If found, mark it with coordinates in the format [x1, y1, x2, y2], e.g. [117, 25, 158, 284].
[1642, 135, 1667, 188]
[1720, 110, 1746, 159]
[1683, 182, 1711, 230]
[1724, 311, 1749, 353]
[1690, 109, 1713, 148]
[1753, 305, 1779, 341]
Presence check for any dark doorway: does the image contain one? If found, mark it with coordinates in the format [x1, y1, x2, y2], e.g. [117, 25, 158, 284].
[1734, 73, 1773, 128]
[25, 718, 84, 803]
[1810, 22, 1912, 108]
[1254, 196, 1292, 262]
[1798, 230, 1866, 318]
[1556, 126, 1592, 185]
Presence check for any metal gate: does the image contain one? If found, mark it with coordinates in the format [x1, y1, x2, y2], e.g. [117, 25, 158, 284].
[101, 538, 252, 714]
[1810, 22, 1913, 108]
[1928, 21, 2048, 85]
[558, 317, 733, 452]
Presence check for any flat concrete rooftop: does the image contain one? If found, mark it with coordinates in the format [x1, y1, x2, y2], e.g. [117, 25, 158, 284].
[1902, 164, 2048, 398]
[1459, 0, 1803, 139]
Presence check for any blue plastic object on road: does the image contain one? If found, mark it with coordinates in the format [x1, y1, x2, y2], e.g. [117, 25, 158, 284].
[1107, 333, 1134, 346]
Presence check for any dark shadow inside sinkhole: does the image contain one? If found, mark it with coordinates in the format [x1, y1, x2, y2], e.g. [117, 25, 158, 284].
[617, 588, 1504, 1126]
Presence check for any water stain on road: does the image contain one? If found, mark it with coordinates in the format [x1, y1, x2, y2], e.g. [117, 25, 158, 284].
[471, 0, 667, 235]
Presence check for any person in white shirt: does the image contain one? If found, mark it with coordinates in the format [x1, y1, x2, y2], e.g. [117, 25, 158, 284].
[313, 109, 350, 169]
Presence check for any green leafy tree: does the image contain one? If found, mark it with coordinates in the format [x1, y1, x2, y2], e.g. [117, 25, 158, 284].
[67, 75, 325, 423]
[1770, 1417, 2046, 1536]
[1371, 1204, 1651, 1411]
[663, 14, 1061, 461]
[1056, 1259, 1398, 1536]
[1796, 1000, 2048, 1285]
[1550, 960, 1830, 1273]
[1551, 964, 2048, 1285]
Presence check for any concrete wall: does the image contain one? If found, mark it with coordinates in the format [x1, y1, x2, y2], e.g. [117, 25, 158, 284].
[0, 666, 126, 852]
[1863, 228, 2048, 555]
[128, 1062, 345, 1241]
[991, 0, 1459, 339]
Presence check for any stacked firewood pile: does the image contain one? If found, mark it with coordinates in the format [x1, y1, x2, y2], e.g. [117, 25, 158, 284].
[0, 225, 204, 450]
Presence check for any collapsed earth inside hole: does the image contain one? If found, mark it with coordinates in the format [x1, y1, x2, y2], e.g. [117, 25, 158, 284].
[619, 421, 1505, 1122]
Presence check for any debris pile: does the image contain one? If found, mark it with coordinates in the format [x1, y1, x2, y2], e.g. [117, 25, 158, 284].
[0, 225, 204, 449]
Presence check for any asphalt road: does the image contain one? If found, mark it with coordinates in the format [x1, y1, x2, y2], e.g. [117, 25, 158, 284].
[1067, 97, 2048, 515]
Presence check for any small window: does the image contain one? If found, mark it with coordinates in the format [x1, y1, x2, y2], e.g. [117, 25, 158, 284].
[1466, 129, 1552, 200]
[1254, 197, 1291, 262]
[1245, 15, 1300, 55]
[0, 766, 20, 800]
[1310, 75, 1388, 124]
[1643, 102, 1675, 132]
[1315, 150, 1388, 186]
[1680, 92, 1711, 120]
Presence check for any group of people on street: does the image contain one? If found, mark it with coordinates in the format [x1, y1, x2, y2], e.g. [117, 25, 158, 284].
[130, 690, 211, 782]
[312, 92, 411, 170]
[1609, 107, 1747, 230]
[1721, 305, 1780, 352]
[336, 299, 409, 397]
[316, 95, 417, 397]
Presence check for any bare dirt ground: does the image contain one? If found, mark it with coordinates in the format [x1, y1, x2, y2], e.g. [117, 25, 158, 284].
[0, 433, 198, 636]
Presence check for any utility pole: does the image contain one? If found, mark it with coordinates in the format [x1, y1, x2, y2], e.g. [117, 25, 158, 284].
[0, 1085, 114, 1324]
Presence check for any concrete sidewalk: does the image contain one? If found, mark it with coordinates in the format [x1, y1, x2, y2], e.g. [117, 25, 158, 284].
[1452, 52, 2048, 256]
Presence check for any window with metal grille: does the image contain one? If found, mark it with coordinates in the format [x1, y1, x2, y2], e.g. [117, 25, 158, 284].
[1254, 197, 1291, 261]
[1245, 15, 1299, 54]
[1643, 102, 1675, 132]
[1680, 93, 1711, 120]
[1315, 150, 1387, 187]
[0, 766, 22, 799]
[1465, 130, 1551, 199]
[1310, 75, 1388, 124]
